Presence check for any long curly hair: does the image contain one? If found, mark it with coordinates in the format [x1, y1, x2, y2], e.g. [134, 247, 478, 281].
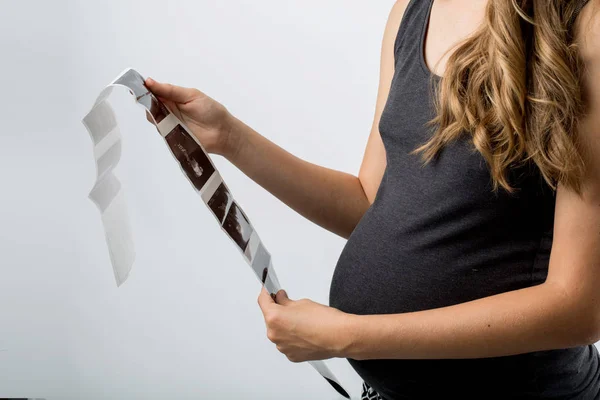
[413, 0, 596, 194]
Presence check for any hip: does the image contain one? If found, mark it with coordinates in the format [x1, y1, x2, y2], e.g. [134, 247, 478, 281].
[354, 345, 600, 400]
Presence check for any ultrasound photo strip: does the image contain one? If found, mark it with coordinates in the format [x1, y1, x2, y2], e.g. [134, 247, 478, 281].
[82, 68, 350, 399]
[165, 124, 216, 192]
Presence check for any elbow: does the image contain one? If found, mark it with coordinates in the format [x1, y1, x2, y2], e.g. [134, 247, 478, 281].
[564, 308, 600, 347]
[579, 316, 600, 346]
[575, 301, 600, 345]
[555, 313, 600, 348]
[546, 281, 600, 346]
[340, 198, 371, 239]
[339, 218, 362, 239]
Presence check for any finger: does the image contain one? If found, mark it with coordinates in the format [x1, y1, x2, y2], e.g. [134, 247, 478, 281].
[258, 286, 276, 313]
[145, 77, 199, 104]
[274, 289, 291, 305]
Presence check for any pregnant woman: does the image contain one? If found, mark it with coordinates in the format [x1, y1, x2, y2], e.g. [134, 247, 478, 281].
[146, 0, 600, 398]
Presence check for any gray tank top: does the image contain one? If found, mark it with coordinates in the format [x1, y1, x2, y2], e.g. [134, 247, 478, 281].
[329, 0, 600, 398]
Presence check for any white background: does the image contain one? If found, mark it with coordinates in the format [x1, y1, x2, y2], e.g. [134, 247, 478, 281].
[0, 0, 394, 399]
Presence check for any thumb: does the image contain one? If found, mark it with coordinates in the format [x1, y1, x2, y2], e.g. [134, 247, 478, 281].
[274, 289, 291, 305]
[145, 77, 199, 104]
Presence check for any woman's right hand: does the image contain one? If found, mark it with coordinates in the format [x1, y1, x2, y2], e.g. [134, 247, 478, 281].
[145, 77, 237, 156]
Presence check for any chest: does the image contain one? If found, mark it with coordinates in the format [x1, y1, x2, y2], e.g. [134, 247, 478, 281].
[423, 0, 488, 78]
[377, 60, 540, 221]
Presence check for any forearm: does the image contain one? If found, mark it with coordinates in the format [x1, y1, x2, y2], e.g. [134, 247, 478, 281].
[342, 281, 599, 360]
[224, 116, 370, 238]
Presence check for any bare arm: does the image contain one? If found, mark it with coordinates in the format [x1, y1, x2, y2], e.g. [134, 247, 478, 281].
[223, 118, 369, 239]
[147, 1, 407, 239]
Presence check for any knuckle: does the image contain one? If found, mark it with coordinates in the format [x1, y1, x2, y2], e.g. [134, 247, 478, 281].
[266, 329, 277, 343]
[287, 355, 300, 363]
[265, 312, 278, 325]
[165, 84, 176, 94]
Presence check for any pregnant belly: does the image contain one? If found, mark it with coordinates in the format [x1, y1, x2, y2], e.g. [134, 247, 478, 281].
[328, 201, 541, 316]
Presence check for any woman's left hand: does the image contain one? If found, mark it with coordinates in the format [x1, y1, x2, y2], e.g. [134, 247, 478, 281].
[257, 287, 354, 363]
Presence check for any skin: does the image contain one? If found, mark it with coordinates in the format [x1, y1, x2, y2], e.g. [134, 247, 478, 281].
[146, 0, 600, 363]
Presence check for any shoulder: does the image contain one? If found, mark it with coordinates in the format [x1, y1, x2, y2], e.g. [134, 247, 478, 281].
[387, 0, 411, 30]
[391, 0, 411, 16]
[574, 0, 600, 124]
[381, 0, 413, 53]
[574, 0, 600, 62]
[571, 0, 600, 195]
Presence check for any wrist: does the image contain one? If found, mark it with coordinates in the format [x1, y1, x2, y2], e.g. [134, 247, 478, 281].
[219, 113, 246, 161]
[334, 313, 364, 359]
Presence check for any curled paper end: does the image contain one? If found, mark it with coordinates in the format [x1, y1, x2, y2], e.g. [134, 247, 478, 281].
[81, 67, 165, 287]
[324, 377, 351, 399]
[308, 360, 350, 399]
[86, 174, 135, 286]
[83, 87, 136, 286]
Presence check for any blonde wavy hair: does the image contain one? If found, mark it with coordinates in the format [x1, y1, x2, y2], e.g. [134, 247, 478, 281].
[414, 0, 596, 194]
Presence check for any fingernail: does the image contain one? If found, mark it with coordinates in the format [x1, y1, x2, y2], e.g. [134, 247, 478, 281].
[146, 77, 155, 85]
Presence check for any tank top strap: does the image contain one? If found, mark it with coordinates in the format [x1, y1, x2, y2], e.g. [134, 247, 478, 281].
[393, 0, 434, 64]
[573, 0, 591, 18]
[568, 0, 591, 33]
